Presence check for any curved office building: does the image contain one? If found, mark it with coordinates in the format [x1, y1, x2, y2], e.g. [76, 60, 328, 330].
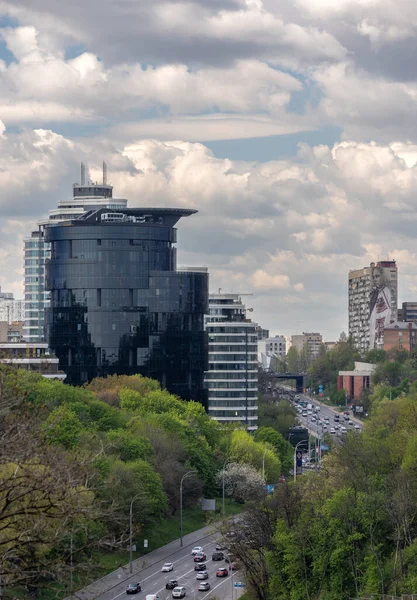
[45, 207, 208, 405]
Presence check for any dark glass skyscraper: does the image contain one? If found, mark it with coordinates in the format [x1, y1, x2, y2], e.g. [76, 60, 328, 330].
[45, 207, 208, 405]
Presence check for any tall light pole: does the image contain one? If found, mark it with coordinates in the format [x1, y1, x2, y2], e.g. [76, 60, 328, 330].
[180, 470, 197, 547]
[262, 448, 267, 482]
[129, 493, 144, 574]
[222, 458, 235, 515]
[293, 440, 307, 483]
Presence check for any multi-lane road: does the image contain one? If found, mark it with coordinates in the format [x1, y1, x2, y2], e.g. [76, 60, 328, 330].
[93, 531, 244, 600]
[295, 392, 363, 440]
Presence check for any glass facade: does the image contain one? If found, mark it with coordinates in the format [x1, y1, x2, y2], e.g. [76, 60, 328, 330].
[45, 207, 208, 406]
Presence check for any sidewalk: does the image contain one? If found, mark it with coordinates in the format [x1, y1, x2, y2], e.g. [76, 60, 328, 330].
[67, 524, 215, 600]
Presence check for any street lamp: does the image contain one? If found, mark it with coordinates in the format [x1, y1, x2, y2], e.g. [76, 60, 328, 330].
[293, 440, 308, 483]
[180, 470, 197, 547]
[262, 448, 267, 482]
[129, 493, 144, 574]
[222, 458, 236, 516]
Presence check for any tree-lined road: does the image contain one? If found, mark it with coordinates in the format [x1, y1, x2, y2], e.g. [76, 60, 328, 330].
[72, 527, 244, 600]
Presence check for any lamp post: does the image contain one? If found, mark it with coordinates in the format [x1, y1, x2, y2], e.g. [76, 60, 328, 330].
[129, 493, 144, 574]
[180, 471, 197, 547]
[262, 448, 267, 481]
[293, 440, 307, 483]
[222, 458, 236, 516]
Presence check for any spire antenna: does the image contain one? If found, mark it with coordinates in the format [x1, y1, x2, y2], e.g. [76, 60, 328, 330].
[81, 162, 86, 185]
[103, 161, 107, 186]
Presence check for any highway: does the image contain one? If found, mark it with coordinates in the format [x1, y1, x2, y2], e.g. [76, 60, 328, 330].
[93, 532, 244, 600]
[295, 391, 363, 440]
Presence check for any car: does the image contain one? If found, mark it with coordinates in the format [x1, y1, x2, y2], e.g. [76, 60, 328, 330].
[162, 563, 174, 572]
[126, 583, 141, 594]
[324, 416, 330, 422]
[215, 542, 226, 551]
[334, 424, 340, 430]
[212, 551, 224, 561]
[198, 582, 211, 592]
[191, 546, 204, 555]
[216, 567, 229, 577]
[195, 563, 207, 571]
[311, 416, 316, 422]
[166, 580, 179, 590]
[330, 427, 336, 434]
[348, 420, 354, 426]
[323, 424, 328, 430]
[354, 424, 361, 430]
[172, 586, 186, 599]
[196, 571, 209, 580]
[194, 553, 206, 562]
[341, 426, 347, 433]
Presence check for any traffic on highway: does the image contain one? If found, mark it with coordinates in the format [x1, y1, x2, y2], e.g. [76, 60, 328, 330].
[294, 391, 363, 439]
[95, 531, 245, 600]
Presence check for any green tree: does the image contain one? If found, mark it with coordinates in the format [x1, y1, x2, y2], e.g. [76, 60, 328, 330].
[254, 427, 294, 474]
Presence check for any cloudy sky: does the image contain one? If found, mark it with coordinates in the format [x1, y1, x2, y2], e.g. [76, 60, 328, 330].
[1, 0, 417, 339]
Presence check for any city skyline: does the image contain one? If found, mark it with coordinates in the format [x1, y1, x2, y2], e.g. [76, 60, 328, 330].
[1, 1, 417, 338]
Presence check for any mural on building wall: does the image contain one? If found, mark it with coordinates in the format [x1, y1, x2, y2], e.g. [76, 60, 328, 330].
[369, 264, 394, 349]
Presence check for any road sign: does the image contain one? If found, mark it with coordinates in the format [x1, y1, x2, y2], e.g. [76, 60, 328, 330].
[296, 451, 303, 467]
[143, 539, 148, 548]
[265, 484, 275, 494]
[234, 582, 245, 588]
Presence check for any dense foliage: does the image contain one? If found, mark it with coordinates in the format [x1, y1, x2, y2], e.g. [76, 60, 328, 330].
[0, 366, 290, 597]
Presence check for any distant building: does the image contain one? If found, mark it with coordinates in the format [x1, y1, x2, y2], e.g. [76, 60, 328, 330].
[255, 324, 269, 340]
[0, 321, 24, 343]
[0, 342, 66, 380]
[384, 321, 417, 353]
[291, 332, 323, 361]
[337, 361, 376, 403]
[0, 289, 23, 324]
[398, 302, 417, 323]
[348, 260, 398, 351]
[258, 335, 286, 370]
[324, 341, 337, 352]
[205, 292, 258, 431]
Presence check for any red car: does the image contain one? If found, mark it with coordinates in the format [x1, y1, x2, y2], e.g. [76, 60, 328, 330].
[194, 553, 206, 562]
[216, 568, 228, 577]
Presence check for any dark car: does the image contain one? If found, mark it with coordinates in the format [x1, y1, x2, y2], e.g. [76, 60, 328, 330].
[126, 583, 141, 594]
[198, 582, 211, 591]
[195, 563, 207, 571]
[212, 551, 224, 561]
[166, 580, 179, 590]
[216, 567, 229, 577]
[194, 552, 206, 562]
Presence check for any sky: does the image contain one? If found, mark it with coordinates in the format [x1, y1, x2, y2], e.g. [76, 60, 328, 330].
[1, 0, 417, 340]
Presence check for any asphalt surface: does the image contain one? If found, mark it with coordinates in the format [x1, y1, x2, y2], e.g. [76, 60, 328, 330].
[70, 526, 244, 600]
[295, 391, 363, 440]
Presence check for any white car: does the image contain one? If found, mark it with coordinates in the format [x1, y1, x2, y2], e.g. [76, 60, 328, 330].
[330, 427, 336, 434]
[162, 563, 174, 572]
[354, 424, 361, 430]
[191, 546, 203, 555]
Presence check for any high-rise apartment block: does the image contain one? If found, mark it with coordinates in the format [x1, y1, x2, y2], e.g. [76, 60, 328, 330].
[204, 293, 258, 431]
[291, 332, 323, 361]
[348, 260, 398, 351]
[45, 207, 208, 405]
[24, 164, 127, 342]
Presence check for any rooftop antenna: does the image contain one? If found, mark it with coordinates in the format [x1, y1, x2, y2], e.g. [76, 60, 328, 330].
[103, 161, 107, 186]
[81, 162, 86, 186]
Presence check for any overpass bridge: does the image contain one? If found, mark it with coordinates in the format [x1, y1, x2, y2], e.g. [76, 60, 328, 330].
[266, 372, 307, 393]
